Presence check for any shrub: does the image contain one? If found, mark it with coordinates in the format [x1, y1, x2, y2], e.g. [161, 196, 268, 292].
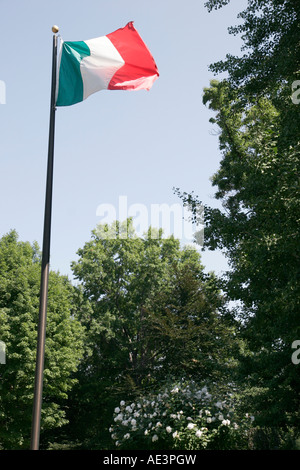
[109, 379, 254, 450]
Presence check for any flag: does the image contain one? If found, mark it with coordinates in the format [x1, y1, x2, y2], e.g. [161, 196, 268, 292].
[56, 22, 159, 107]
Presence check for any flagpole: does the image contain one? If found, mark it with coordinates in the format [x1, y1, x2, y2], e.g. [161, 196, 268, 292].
[30, 25, 59, 451]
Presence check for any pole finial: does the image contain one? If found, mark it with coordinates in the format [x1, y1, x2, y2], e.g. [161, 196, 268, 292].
[52, 25, 59, 33]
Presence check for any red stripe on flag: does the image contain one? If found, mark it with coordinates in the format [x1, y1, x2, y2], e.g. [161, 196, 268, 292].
[106, 22, 159, 90]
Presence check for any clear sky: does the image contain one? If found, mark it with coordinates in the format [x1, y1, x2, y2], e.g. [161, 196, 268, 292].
[0, 0, 247, 280]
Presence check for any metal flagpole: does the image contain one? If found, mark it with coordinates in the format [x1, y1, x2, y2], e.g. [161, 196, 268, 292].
[30, 25, 59, 451]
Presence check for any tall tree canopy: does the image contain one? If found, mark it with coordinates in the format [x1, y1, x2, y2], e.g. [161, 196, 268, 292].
[174, 0, 300, 447]
[0, 231, 85, 449]
[203, 82, 299, 429]
[68, 219, 237, 448]
[177, 78, 299, 446]
[205, 0, 300, 93]
[205, 0, 300, 149]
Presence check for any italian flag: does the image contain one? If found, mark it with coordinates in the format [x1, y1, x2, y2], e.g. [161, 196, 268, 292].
[56, 22, 159, 107]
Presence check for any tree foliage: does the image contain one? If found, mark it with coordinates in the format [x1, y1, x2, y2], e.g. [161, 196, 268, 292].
[0, 230, 85, 449]
[174, 3, 300, 447]
[176, 71, 299, 449]
[205, 0, 300, 93]
[68, 219, 237, 448]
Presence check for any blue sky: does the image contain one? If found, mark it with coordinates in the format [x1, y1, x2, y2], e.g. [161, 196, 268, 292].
[0, 0, 247, 279]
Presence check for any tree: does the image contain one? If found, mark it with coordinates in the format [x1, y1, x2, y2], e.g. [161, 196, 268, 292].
[0, 230, 85, 449]
[205, 0, 300, 93]
[69, 219, 236, 448]
[204, 0, 300, 148]
[145, 259, 238, 385]
[176, 79, 300, 447]
[172, 1, 300, 447]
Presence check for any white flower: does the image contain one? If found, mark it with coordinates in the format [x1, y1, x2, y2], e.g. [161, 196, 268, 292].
[133, 411, 140, 418]
[114, 413, 123, 422]
[172, 431, 179, 439]
[126, 406, 132, 412]
[114, 407, 120, 414]
[218, 414, 224, 421]
[111, 434, 117, 440]
[207, 417, 212, 423]
[115, 441, 120, 447]
[156, 421, 162, 427]
[120, 400, 125, 406]
[215, 401, 223, 409]
[124, 433, 130, 440]
[166, 426, 172, 433]
[187, 423, 196, 430]
[144, 430, 149, 436]
[171, 387, 179, 394]
[130, 403, 135, 409]
[152, 434, 159, 442]
[196, 430, 203, 438]
[131, 419, 137, 427]
[222, 419, 230, 426]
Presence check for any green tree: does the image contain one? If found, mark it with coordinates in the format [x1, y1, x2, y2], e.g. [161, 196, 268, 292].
[205, 0, 300, 87]
[146, 259, 238, 385]
[176, 79, 300, 447]
[205, 0, 300, 149]
[0, 230, 85, 449]
[69, 219, 236, 448]
[174, 1, 300, 447]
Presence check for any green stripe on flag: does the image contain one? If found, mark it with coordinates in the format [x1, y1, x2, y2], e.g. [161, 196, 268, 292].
[56, 41, 90, 107]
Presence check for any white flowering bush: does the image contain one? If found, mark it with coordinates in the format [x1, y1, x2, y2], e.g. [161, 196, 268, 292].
[109, 380, 254, 450]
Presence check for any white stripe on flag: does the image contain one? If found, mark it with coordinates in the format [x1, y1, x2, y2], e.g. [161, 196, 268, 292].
[81, 36, 125, 101]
